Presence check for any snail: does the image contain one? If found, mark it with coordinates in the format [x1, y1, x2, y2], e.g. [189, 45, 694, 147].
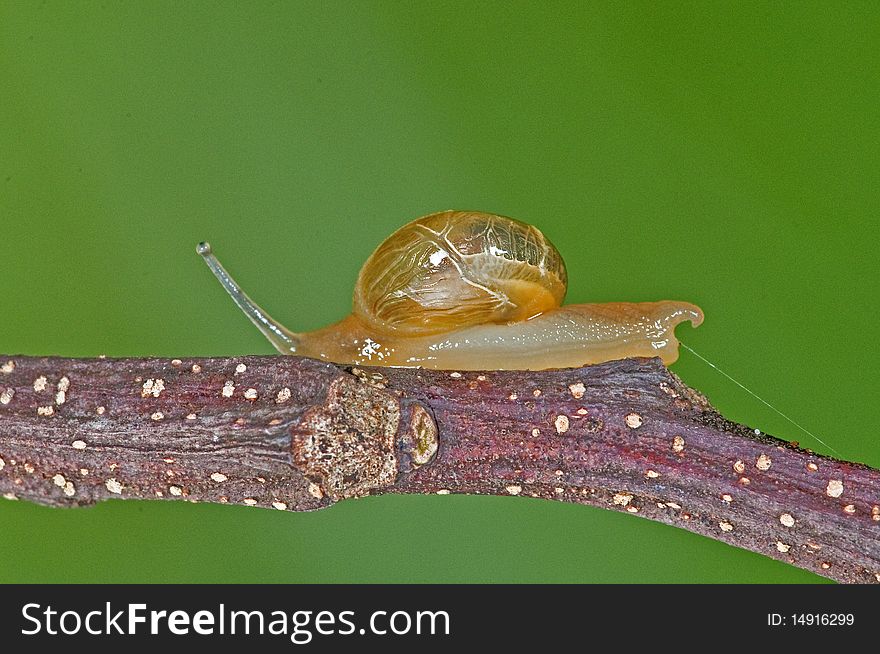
[197, 210, 703, 370]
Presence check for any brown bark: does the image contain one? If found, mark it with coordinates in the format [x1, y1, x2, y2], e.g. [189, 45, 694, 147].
[0, 354, 877, 583]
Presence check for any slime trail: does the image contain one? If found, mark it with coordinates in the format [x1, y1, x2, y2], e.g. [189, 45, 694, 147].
[680, 342, 842, 458]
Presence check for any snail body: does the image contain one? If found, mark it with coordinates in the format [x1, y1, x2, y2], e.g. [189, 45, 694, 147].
[198, 210, 702, 370]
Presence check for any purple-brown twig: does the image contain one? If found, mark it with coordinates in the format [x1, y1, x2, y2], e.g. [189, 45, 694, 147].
[0, 354, 877, 583]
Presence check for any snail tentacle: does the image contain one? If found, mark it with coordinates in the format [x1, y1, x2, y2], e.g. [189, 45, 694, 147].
[197, 241, 300, 354]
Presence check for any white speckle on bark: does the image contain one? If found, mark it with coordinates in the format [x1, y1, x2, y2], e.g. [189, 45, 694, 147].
[272, 501, 287, 511]
[192, 364, 202, 373]
[505, 485, 522, 496]
[221, 380, 235, 397]
[0, 457, 4, 471]
[449, 372, 462, 378]
[625, 413, 642, 429]
[719, 521, 734, 532]
[71, 440, 87, 450]
[151, 411, 164, 421]
[0, 388, 14, 404]
[3, 492, 18, 500]
[733, 460, 745, 474]
[33, 376, 48, 392]
[37, 405, 54, 416]
[243, 497, 258, 506]
[826, 479, 844, 498]
[57, 376, 70, 393]
[63, 481, 75, 497]
[721, 494, 733, 503]
[52, 474, 66, 487]
[210, 472, 228, 483]
[554, 415, 569, 434]
[755, 454, 772, 471]
[508, 392, 518, 400]
[613, 493, 633, 506]
[308, 483, 324, 499]
[105, 478, 123, 494]
[186, 413, 197, 420]
[436, 489, 450, 495]
[243, 388, 258, 400]
[532, 389, 541, 397]
[776, 541, 791, 553]
[276, 387, 291, 403]
[645, 470, 660, 479]
[843, 504, 856, 515]
[142, 378, 165, 398]
[96, 406, 106, 415]
[780, 513, 796, 527]
[171, 359, 182, 367]
[235, 363, 247, 374]
[23, 462, 35, 474]
[0, 360, 15, 374]
[169, 485, 183, 496]
[568, 382, 586, 399]
[806, 462, 818, 472]
[79, 468, 89, 476]
[54, 390, 66, 405]
[659, 382, 679, 397]
[672, 435, 685, 453]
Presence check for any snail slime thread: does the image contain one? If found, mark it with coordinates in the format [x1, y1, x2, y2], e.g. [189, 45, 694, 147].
[680, 342, 841, 457]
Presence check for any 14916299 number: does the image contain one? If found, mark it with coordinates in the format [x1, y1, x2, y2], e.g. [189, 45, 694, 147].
[792, 614, 854, 626]
[768, 614, 855, 627]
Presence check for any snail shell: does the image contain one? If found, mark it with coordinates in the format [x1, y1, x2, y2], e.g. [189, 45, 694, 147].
[198, 210, 703, 370]
[354, 211, 566, 334]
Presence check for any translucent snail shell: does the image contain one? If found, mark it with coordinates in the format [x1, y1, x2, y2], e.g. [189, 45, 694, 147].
[197, 210, 703, 370]
[354, 211, 567, 334]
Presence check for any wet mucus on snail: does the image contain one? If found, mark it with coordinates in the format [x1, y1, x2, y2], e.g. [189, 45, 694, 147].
[198, 210, 703, 370]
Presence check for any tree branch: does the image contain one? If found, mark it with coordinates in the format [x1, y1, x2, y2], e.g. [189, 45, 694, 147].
[0, 354, 877, 583]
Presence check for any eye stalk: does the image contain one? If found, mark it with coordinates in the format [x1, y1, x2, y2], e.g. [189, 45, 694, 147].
[196, 241, 300, 354]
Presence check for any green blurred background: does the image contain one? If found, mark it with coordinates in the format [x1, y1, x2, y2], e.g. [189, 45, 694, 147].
[1, 1, 877, 583]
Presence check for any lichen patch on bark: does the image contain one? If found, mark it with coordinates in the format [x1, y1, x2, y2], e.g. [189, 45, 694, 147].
[290, 375, 401, 500]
